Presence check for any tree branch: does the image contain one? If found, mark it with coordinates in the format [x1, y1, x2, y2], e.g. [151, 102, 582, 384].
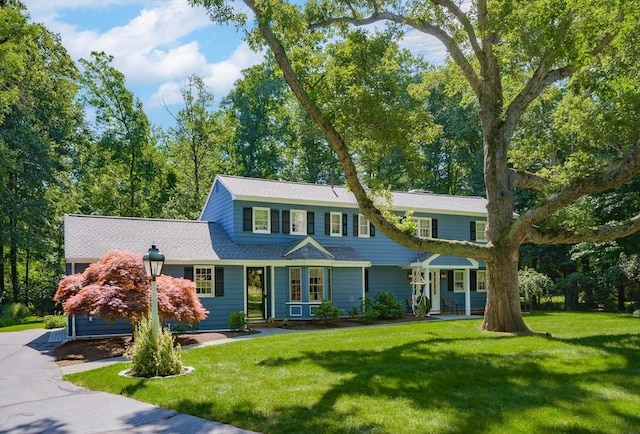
[431, 0, 483, 61]
[245, 0, 492, 261]
[511, 168, 551, 191]
[525, 214, 640, 245]
[508, 140, 640, 242]
[308, 11, 481, 96]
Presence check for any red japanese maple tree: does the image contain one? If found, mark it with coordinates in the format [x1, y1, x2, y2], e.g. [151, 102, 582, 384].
[55, 250, 208, 326]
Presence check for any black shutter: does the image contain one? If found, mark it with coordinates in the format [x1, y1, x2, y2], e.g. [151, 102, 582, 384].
[214, 268, 224, 297]
[470, 221, 476, 241]
[307, 212, 315, 234]
[184, 266, 194, 281]
[432, 219, 438, 238]
[447, 270, 454, 292]
[243, 208, 252, 232]
[364, 268, 369, 293]
[370, 222, 375, 236]
[353, 215, 358, 236]
[271, 209, 279, 233]
[342, 213, 347, 236]
[282, 210, 290, 234]
[470, 270, 477, 292]
[325, 212, 330, 235]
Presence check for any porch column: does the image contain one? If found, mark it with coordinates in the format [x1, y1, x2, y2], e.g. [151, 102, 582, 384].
[270, 266, 276, 319]
[464, 269, 471, 316]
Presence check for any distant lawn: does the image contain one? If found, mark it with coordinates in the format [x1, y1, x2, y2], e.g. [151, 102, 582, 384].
[0, 316, 45, 332]
[66, 312, 640, 433]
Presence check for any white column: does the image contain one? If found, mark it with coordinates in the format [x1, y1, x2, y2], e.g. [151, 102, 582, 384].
[464, 269, 471, 316]
[271, 266, 276, 319]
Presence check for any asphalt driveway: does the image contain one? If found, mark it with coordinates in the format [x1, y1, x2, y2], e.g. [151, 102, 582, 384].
[0, 328, 256, 434]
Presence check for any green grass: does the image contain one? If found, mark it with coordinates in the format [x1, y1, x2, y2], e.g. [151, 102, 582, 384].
[0, 316, 46, 332]
[65, 312, 640, 433]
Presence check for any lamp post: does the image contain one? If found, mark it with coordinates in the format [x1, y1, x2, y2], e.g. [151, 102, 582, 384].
[143, 244, 165, 338]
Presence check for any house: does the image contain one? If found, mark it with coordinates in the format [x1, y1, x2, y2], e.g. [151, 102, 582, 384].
[63, 175, 488, 338]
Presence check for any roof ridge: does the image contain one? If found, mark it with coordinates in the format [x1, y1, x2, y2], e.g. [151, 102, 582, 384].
[65, 214, 204, 223]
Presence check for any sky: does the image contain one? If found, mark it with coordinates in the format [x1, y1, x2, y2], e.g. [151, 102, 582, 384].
[22, 0, 447, 129]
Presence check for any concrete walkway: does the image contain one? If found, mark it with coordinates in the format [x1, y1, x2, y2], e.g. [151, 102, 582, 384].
[0, 328, 263, 433]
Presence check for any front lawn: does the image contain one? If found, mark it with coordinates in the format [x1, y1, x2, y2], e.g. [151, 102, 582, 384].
[65, 312, 640, 433]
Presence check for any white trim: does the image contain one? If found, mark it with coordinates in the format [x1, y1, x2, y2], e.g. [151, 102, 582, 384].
[464, 269, 471, 315]
[270, 266, 276, 319]
[358, 214, 370, 238]
[475, 221, 487, 242]
[252, 207, 270, 233]
[308, 267, 324, 302]
[284, 236, 335, 259]
[289, 267, 302, 302]
[66, 258, 370, 268]
[453, 270, 465, 293]
[329, 212, 342, 237]
[194, 266, 215, 297]
[412, 217, 432, 238]
[476, 270, 487, 292]
[289, 305, 302, 316]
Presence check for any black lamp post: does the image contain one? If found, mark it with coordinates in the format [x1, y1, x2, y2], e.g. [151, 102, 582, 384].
[143, 244, 165, 338]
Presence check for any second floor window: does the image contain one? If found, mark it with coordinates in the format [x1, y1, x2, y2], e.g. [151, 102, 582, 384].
[290, 210, 307, 235]
[253, 207, 270, 233]
[309, 267, 324, 301]
[330, 212, 342, 237]
[413, 218, 432, 238]
[358, 214, 370, 237]
[290, 267, 301, 301]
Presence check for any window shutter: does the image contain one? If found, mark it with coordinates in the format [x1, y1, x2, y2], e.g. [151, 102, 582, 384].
[364, 269, 369, 293]
[353, 215, 358, 236]
[243, 208, 252, 232]
[324, 212, 330, 235]
[184, 267, 193, 281]
[432, 219, 438, 238]
[447, 270, 454, 292]
[342, 213, 348, 236]
[470, 270, 477, 292]
[271, 209, 279, 233]
[470, 221, 476, 241]
[282, 210, 290, 234]
[370, 222, 375, 237]
[214, 268, 224, 297]
[307, 212, 315, 234]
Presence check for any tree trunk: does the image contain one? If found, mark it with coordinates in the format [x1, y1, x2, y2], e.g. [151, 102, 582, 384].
[482, 246, 530, 332]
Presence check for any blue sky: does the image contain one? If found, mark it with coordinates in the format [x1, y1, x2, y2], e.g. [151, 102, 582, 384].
[22, 0, 447, 129]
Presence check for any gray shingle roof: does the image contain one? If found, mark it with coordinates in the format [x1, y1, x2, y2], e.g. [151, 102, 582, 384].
[215, 175, 487, 216]
[64, 214, 367, 264]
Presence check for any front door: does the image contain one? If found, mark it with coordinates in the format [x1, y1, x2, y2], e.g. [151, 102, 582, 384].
[429, 271, 440, 314]
[246, 267, 265, 320]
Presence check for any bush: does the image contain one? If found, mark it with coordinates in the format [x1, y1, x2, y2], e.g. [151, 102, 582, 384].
[2, 303, 31, 322]
[313, 301, 343, 324]
[633, 309, 640, 318]
[44, 314, 67, 329]
[229, 311, 247, 331]
[126, 317, 183, 378]
[372, 292, 404, 319]
[358, 297, 379, 324]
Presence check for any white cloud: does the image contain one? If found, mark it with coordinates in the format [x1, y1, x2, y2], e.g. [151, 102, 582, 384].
[399, 30, 447, 64]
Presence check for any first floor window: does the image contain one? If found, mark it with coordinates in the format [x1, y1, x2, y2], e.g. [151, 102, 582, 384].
[309, 267, 324, 301]
[253, 207, 270, 233]
[290, 209, 307, 235]
[358, 214, 370, 237]
[413, 218, 432, 238]
[454, 270, 465, 293]
[477, 270, 487, 292]
[195, 267, 214, 296]
[290, 267, 301, 301]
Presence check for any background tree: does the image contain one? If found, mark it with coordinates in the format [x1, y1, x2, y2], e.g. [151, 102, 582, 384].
[0, 1, 82, 305]
[193, 0, 640, 332]
[54, 250, 208, 326]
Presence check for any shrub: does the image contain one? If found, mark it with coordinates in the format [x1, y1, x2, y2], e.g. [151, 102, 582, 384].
[358, 297, 379, 324]
[44, 314, 67, 329]
[633, 309, 640, 318]
[229, 311, 246, 331]
[372, 292, 404, 319]
[313, 301, 342, 324]
[126, 317, 183, 378]
[2, 303, 31, 322]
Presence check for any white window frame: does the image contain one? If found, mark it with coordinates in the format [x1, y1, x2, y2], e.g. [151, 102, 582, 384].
[358, 214, 370, 238]
[330, 212, 342, 237]
[290, 267, 302, 301]
[253, 207, 270, 233]
[194, 266, 214, 297]
[413, 218, 432, 239]
[475, 221, 487, 242]
[454, 270, 465, 293]
[309, 267, 324, 302]
[477, 270, 487, 292]
[290, 209, 307, 235]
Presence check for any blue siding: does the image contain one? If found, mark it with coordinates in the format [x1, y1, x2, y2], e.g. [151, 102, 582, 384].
[200, 180, 234, 232]
[330, 268, 363, 313]
[191, 265, 244, 330]
[367, 266, 412, 303]
[74, 316, 133, 337]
